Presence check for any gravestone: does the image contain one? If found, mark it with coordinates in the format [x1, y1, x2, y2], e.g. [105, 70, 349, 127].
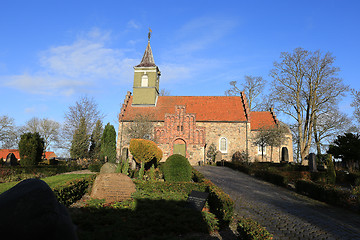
[308, 153, 317, 172]
[215, 151, 222, 162]
[0, 179, 77, 239]
[90, 173, 136, 203]
[100, 162, 117, 174]
[187, 190, 209, 211]
[6, 153, 17, 166]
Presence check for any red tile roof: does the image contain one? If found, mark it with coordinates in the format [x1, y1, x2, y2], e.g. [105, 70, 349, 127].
[121, 96, 248, 122]
[120, 94, 277, 130]
[250, 112, 277, 130]
[0, 149, 57, 160]
[44, 152, 57, 159]
[0, 149, 20, 160]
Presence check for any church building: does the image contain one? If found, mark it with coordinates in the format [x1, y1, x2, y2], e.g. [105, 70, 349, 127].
[117, 36, 293, 165]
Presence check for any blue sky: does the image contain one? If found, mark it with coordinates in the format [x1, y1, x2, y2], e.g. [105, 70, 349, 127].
[1, 0, 360, 152]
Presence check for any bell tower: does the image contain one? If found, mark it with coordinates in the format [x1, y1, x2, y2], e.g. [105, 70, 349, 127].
[132, 30, 161, 106]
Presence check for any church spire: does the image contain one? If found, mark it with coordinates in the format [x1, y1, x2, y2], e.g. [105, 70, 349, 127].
[136, 28, 156, 67]
[132, 29, 160, 106]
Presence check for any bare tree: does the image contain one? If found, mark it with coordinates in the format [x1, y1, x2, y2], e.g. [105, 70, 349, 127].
[21, 117, 61, 151]
[313, 106, 353, 155]
[63, 96, 104, 147]
[125, 114, 154, 140]
[253, 124, 288, 162]
[0, 115, 17, 148]
[351, 89, 360, 125]
[270, 48, 348, 163]
[225, 75, 267, 111]
[159, 89, 171, 96]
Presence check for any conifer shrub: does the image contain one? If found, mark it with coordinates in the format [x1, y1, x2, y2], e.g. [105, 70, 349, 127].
[18, 132, 45, 166]
[163, 154, 192, 182]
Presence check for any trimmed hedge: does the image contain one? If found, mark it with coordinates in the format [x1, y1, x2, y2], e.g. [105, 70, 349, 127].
[224, 162, 253, 175]
[254, 170, 288, 187]
[192, 168, 206, 183]
[163, 154, 192, 182]
[237, 218, 273, 240]
[295, 180, 354, 208]
[203, 179, 234, 227]
[53, 175, 96, 206]
[0, 165, 82, 183]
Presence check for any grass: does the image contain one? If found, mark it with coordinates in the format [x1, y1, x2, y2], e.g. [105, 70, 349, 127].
[0, 174, 92, 194]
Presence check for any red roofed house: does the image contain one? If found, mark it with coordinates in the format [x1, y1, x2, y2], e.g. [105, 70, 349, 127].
[0, 149, 57, 164]
[117, 37, 293, 165]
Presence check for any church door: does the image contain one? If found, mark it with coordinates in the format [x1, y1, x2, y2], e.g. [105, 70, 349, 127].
[173, 139, 186, 157]
[281, 147, 289, 162]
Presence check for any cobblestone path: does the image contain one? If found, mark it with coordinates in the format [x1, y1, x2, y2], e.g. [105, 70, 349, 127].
[195, 166, 360, 240]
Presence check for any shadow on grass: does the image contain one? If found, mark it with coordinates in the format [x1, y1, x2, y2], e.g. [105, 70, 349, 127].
[70, 198, 223, 240]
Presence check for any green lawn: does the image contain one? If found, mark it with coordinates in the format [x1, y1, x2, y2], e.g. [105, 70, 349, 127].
[0, 174, 93, 194]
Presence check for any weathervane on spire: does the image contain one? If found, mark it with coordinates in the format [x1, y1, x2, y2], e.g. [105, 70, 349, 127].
[148, 28, 152, 42]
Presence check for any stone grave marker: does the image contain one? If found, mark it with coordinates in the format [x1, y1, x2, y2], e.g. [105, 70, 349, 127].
[308, 153, 317, 172]
[90, 173, 136, 203]
[100, 162, 117, 174]
[187, 190, 209, 211]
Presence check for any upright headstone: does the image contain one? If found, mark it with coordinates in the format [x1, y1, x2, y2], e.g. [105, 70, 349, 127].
[308, 153, 317, 172]
[215, 151, 222, 162]
[100, 162, 118, 174]
[90, 173, 136, 203]
[6, 153, 17, 166]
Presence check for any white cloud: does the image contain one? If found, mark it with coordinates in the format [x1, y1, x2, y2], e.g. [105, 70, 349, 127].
[127, 20, 140, 30]
[170, 17, 236, 55]
[2, 28, 138, 96]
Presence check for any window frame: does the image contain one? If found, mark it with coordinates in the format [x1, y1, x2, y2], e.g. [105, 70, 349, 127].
[219, 137, 228, 153]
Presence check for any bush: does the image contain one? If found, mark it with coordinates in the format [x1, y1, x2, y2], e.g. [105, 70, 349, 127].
[201, 211, 219, 232]
[311, 171, 326, 183]
[88, 163, 102, 172]
[254, 170, 288, 187]
[203, 179, 234, 227]
[163, 154, 192, 182]
[296, 180, 352, 208]
[129, 139, 163, 166]
[237, 218, 273, 240]
[18, 132, 44, 166]
[192, 168, 206, 183]
[52, 175, 96, 206]
[224, 161, 253, 175]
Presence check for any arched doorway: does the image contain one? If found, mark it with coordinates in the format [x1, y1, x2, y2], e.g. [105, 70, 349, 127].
[173, 138, 186, 157]
[281, 147, 289, 162]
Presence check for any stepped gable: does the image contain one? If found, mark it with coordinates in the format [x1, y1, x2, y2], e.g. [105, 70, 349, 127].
[121, 95, 248, 122]
[250, 111, 277, 130]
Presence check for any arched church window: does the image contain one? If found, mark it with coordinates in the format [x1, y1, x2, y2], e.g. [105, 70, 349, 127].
[219, 137, 227, 153]
[258, 144, 266, 155]
[141, 74, 148, 87]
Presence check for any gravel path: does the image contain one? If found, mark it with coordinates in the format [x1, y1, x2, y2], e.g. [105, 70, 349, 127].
[195, 166, 360, 240]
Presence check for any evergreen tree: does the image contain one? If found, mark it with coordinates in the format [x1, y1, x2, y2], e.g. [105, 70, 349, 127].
[70, 117, 89, 159]
[89, 120, 103, 160]
[101, 123, 117, 163]
[18, 132, 44, 166]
